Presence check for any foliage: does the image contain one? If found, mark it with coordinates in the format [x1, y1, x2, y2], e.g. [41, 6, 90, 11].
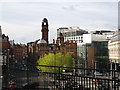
[37, 52, 75, 73]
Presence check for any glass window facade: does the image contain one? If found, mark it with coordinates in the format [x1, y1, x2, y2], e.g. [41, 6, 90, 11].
[92, 41, 109, 69]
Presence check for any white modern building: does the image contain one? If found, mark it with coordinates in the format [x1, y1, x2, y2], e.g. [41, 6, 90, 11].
[57, 26, 88, 44]
[64, 35, 83, 43]
[57, 27, 116, 69]
[91, 30, 115, 40]
[83, 34, 107, 44]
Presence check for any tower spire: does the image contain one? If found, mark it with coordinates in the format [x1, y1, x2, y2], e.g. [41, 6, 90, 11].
[41, 18, 49, 44]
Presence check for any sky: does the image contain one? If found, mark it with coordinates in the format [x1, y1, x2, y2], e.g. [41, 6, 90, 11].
[0, 1, 118, 44]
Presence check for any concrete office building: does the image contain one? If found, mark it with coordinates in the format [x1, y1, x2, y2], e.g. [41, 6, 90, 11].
[91, 30, 115, 40]
[57, 28, 115, 69]
[57, 27, 88, 44]
[78, 30, 114, 69]
[77, 43, 94, 69]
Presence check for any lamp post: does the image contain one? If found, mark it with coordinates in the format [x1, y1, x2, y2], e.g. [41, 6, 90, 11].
[72, 58, 76, 75]
[81, 52, 87, 76]
[84, 56, 87, 76]
[110, 60, 113, 79]
[94, 61, 97, 78]
[77, 56, 81, 75]
[80, 53, 83, 74]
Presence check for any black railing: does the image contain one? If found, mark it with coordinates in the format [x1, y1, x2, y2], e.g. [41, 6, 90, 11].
[2, 65, 120, 90]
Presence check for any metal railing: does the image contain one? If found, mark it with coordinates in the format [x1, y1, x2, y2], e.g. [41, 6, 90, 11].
[2, 65, 120, 90]
[34, 65, 120, 90]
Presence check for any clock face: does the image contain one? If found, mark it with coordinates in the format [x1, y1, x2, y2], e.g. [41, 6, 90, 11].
[44, 22, 46, 25]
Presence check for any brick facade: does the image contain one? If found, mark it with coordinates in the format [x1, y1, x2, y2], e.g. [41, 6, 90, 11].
[27, 18, 77, 62]
[13, 44, 27, 61]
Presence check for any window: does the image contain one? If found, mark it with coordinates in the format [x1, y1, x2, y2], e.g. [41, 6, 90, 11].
[57, 47, 60, 50]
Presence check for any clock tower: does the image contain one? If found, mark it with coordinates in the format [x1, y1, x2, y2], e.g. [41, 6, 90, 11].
[41, 18, 49, 44]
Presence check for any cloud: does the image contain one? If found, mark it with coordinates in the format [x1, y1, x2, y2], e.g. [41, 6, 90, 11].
[1, 21, 40, 43]
[62, 5, 77, 11]
[0, 0, 119, 2]
[0, 2, 118, 44]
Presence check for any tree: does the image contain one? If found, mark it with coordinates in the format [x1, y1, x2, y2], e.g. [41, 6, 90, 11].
[37, 52, 75, 73]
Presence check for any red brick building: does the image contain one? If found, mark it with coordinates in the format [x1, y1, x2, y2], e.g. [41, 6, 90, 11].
[2, 34, 11, 51]
[2, 34, 11, 65]
[27, 18, 77, 62]
[87, 46, 94, 68]
[13, 44, 27, 61]
[2, 34, 27, 63]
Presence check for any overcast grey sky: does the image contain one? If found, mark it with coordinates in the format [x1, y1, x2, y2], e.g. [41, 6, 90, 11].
[0, 1, 118, 44]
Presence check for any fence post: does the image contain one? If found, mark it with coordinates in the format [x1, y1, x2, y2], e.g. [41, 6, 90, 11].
[59, 67, 61, 89]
